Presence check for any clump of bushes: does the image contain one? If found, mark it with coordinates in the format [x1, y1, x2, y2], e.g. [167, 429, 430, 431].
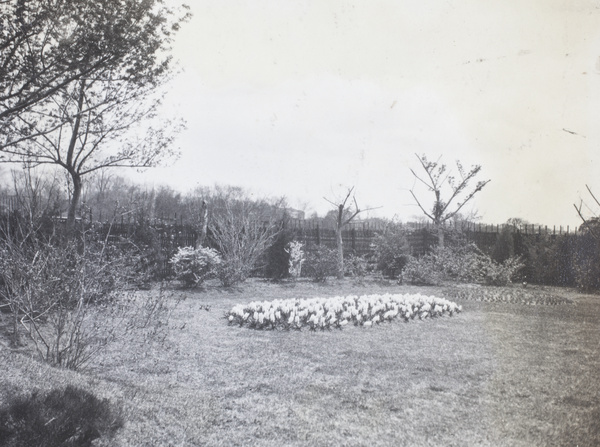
[403, 243, 523, 286]
[344, 253, 370, 283]
[208, 196, 282, 287]
[573, 232, 600, 291]
[303, 245, 338, 282]
[169, 246, 222, 287]
[0, 385, 123, 447]
[371, 223, 411, 279]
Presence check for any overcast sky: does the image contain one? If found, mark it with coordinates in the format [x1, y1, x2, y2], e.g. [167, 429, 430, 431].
[137, 0, 600, 226]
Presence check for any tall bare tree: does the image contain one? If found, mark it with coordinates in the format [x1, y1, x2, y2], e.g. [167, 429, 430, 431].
[574, 184, 600, 241]
[410, 153, 490, 247]
[325, 187, 378, 279]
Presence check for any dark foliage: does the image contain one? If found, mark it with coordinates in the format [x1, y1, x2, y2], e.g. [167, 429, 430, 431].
[262, 227, 296, 280]
[492, 226, 515, 263]
[573, 232, 600, 291]
[371, 223, 411, 278]
[0, 386, 123, 447]
[517, 233, 576, 287]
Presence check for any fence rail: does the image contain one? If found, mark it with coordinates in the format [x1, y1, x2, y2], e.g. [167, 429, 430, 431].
[0, 208, 591, 281]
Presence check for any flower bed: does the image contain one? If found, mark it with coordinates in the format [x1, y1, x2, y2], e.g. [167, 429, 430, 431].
[227, 293, 462, 330]
[443, 285, 573, 305]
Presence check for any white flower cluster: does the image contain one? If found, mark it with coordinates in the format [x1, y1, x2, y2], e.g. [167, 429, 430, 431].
[227, 293, 462, 330]
[170, 246, 222, 286]
[284, 240, 305, 279]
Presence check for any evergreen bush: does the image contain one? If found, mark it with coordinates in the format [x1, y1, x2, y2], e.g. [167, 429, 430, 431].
[0, 386, 123, 447]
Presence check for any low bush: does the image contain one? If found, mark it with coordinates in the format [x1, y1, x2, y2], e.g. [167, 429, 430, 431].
[0, 385, 123, 447]
[303, 245, 338, 282]
[403, 243, 524, 286]
[344, 253, 370, 282]
[371, 223, 411, 279]
[0, 237, 180, 370]
[401, 255, 444, 286]
[217, 260, 252, 288]
[483, 256, 525, 286]
[170, 246, 221, 287]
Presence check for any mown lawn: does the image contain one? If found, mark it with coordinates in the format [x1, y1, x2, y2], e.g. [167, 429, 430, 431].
[1, 279, 599, 446]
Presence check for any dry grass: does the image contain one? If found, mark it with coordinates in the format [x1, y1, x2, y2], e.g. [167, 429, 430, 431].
[1, 278, 599, 446]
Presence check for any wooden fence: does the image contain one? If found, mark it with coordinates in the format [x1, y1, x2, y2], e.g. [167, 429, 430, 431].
[0, 209, 590, 281]
[284, 219, 584, 257]
[284, 219, 385, 256]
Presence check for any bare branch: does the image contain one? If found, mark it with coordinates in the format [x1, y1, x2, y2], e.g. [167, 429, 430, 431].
[586, 184, 600, 208]
[409, 189, 435, 222]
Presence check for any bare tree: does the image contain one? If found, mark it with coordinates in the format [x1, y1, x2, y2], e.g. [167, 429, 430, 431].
[410, 153, 490, 247]
[325, 187, 378, 279]
[574, 184, 600, 240]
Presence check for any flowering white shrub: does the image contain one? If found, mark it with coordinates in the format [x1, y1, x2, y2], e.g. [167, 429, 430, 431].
[226, 293, 462, 330]
[170, 246, 222, 287]
[284, 240, 304, 279]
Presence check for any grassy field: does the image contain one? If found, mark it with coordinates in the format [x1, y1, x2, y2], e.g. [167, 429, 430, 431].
[1, 279, 599, 446]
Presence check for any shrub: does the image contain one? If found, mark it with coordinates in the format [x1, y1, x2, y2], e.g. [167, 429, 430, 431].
[573, 233, 600, 291]
[170, 246, 221, 287]
[208, 195, 282, 286]
[0, 237, 180, 370]
[303, 245, 338, 282]
[0, 385, 123, 447]
[344, 253, 369, 283]
[0, 239, 127, 348]
[285, 240, 305, 279]
[371, 223, 411, 278]
[402, 256, 440, 286]
[216, 260, 252, 288]
[483, 255, 525, 286]
[403, 243, 523, 286]
[262, 228, 296, 280]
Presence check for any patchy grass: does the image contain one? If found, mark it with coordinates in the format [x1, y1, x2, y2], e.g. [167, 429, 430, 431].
[1, 279, 599, 446]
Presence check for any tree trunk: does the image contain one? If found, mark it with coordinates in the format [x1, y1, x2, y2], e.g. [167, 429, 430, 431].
[66, 172, 82, 239]
[336, 204, 344, 279]
[436, 223, 445, 248]
[195, 200, 208, 248]
[335, 226, 344, 279]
